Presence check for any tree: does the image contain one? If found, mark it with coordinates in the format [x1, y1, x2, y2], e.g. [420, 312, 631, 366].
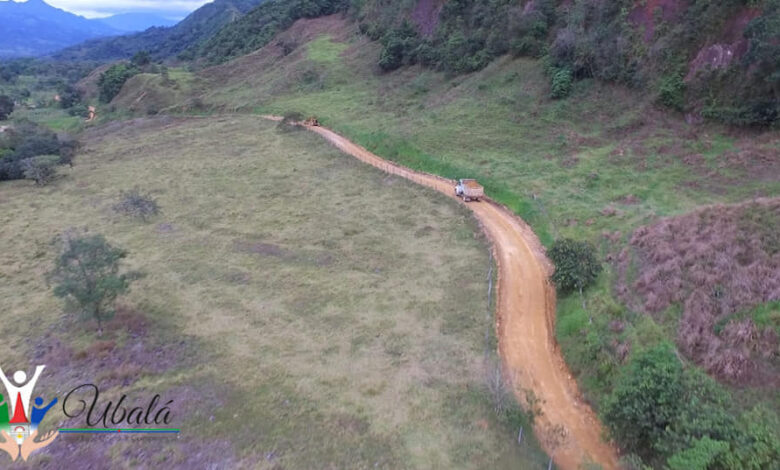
[21, 155, 59, 186]
[131, 50, 151, 67]
[0, 95, 13, 120]
[603, 343, 683, 458]
[57, 84, 81, 109]
[549, 238, 602, 294]
[49, 232, 137, 335]
[97, 64, 138, 103]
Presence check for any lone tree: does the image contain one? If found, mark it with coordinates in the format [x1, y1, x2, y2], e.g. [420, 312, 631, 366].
[21, 155, 60, 186]
[549, 238, 602, 295]
[49, 232, 137, 335]
[0, 95, 13, 120]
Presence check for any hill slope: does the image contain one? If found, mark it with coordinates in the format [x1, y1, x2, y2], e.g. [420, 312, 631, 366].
[187, 13, 778, 469]
[53, 0, 265, 61]
[0, 0, 120, 57]
[197, 0, 779, 126]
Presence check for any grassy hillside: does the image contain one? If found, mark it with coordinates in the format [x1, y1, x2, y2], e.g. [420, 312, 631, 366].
[196, 0, 779, 126]
[187, 15, 779, 467]
[0, 115, 549, 468]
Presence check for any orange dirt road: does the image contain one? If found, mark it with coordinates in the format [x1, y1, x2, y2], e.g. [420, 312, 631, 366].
[265, 116, 620, 470]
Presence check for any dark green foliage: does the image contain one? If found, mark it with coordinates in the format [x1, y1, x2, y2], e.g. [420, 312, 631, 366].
[67, 103, 90, 118]
[722, 405, 780, 470]
[550, 68, 573, 99]
[21, 155, 60, 186]
[198, 0, 350, 64]
[658, 73, 686, 111]
[378, 21, 419, 71]
[0, 95, 13, 120]
[603, 343, 684, 457]
[666, 437, 730, 470]
[57, 83, 82, 109]
[347, 0, 777, 125]
[97, 63, 139, 103]
[604, 344, 780, 468]
[0, 120, 76, 181]
[549, 238, 602, 294]
[131, 50, 152, 67]
[49, 232, 137, 334]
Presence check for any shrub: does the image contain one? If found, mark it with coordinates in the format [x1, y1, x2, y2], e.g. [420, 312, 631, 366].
[378, 21, 420, 72]
[113, 188, 160, 221]
[0, 95, 13, 120]
[58, 84, 81, 109]
[659, 73, 686, 111]
[68, 104, 90, 118]
[666, 437, 730, 470]
[603, 343, 684, 457]
[49, 231, 138, 335]
[278, 111, 304, 132]
[131, 50, 151, 67]
[549, 238, 601, 294]
[550, 68, 573, 99]
[21, 155, 60, 186]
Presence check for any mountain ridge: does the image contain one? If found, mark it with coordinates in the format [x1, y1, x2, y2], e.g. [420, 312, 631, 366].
[0, 0, 121, 57]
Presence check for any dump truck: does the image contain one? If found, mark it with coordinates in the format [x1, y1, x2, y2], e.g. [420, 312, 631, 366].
[455, 179, 484, 202]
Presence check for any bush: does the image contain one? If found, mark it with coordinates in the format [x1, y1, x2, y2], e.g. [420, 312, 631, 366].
[131, 50, 151, 67]
[666, 437, 730, 470]
[0, 95, 13, 120]
[278, 111, 304, 132]
[58, 84, 81, 109]
[21, 155, 60, 186]
[113, 188, 160, 221]
[550, 67, 573, 99]
[68, 104, 90, 118]
[549, 238, 601, 294]
[378, 21, 420, 72]
[97, 63, 138, 103]
[658, 73, 686, 111]
[49, 231, 138, 335]
[603, 343, 684, 458]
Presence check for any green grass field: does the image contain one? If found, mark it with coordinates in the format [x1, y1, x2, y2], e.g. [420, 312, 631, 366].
[197, 25, 779, 414]
[0, 116, 549, 468]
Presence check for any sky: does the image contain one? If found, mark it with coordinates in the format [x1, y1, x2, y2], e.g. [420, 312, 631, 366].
[6, 0, 212, 19]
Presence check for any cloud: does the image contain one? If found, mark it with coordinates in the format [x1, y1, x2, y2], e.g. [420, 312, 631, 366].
[42, 0, 212, 18]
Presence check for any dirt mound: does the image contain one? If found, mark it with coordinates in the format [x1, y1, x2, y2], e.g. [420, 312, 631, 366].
[75, 63, 115, 101]
[616, 198, 780, 385]
[202, 14, 350, 88]
[110, 73, 186, 115]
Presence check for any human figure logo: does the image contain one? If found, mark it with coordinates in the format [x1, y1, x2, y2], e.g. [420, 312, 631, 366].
[0, 365, 59, 462]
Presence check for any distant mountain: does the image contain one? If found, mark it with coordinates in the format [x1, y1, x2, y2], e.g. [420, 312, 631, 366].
[54, 0, 266, 62]
[98, 13, 178, 32]
[0, 0, 120, 57]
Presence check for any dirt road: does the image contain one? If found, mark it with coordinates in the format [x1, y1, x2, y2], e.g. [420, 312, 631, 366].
[266, 117, 620, 469]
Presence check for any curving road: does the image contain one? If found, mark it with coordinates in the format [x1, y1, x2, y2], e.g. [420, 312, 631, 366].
[266, 116, 620, 470]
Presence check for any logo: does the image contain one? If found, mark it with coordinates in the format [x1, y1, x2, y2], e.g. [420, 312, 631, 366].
[0, 365, 58, 462]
